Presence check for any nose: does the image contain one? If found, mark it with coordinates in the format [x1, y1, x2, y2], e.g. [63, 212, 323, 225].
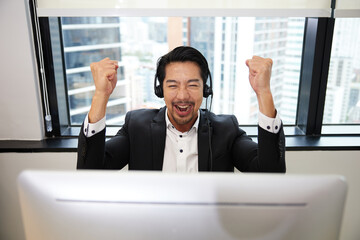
[176, 86, 190, 100]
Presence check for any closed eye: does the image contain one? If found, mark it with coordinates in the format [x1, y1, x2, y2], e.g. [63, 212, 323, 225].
[165, 80, 178, 88]
[188, 79, 201, 88]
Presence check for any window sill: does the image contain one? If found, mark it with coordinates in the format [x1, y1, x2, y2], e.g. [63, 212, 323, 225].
[1, 126, 360, 153]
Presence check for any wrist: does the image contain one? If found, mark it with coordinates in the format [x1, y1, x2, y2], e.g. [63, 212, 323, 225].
[88, 92, 110, 123]
[94, 90, 111, 100]
[256, 91, 276, 118]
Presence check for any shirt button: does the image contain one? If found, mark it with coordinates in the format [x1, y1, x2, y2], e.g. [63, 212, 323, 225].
[180, 149, 183, 153]
[275, 126, 278, 130]
[85, 128, 87, 132]
[267, 126, 271, 130]
[179, 135, 183, 138]
[91, 130, 95, 134]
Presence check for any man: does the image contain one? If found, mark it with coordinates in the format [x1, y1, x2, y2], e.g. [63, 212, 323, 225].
[77, 46, 285, 172]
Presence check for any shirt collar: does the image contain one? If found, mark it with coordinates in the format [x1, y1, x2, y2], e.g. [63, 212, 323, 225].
[165, 108, 200, 133]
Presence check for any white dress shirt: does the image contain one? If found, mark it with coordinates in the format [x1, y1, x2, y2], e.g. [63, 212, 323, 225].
[83, 110, 282, 172]
[162, 109, 200, 173]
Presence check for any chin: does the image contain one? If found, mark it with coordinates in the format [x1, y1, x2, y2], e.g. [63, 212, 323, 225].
[175, 113, 196, 125]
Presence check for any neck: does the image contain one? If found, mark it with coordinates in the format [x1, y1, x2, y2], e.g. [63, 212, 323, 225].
[166, 110, 199, 133]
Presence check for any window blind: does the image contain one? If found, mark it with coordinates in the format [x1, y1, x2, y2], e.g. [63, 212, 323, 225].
[36, 0, 332, 17]
[335, 0, 360, 17]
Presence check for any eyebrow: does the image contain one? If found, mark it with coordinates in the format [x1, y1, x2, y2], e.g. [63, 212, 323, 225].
[188, 79, 201, 83]
[164, 79, 201, 84]
[165, 79, 177, 84]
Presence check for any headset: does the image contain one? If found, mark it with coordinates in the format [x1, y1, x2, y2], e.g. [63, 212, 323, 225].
[153, 66, 213, 99]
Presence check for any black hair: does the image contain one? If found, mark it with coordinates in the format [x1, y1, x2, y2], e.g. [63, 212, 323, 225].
[155, 46, 210, 86]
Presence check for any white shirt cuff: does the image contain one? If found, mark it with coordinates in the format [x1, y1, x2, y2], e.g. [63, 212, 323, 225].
[258, 111, 282, 134]
[83, 113, 106, 137]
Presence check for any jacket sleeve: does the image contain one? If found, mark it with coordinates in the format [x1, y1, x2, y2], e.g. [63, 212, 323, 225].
[231, 116, 286, 173]
[77, 123, 106, 169]
[77, 114, 131, 170]
[256, 124, 286, 173]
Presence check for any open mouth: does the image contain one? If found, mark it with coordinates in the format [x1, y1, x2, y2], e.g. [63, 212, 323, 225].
[176, 105, 190, 112]
[174, 104, 193, 116]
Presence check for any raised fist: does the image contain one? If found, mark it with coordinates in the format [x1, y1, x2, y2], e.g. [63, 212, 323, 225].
[246, 56, 276, 118]
[245, 56, 273, 96]
[90, 57, 119, 98]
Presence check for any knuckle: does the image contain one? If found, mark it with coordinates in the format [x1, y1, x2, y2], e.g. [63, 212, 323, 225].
[90, 62, 99, 70]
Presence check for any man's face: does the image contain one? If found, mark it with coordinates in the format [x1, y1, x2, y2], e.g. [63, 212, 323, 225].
[163, 61, 204, 133]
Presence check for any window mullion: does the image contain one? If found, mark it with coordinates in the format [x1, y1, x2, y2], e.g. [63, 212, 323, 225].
[296, 17, 335, 135]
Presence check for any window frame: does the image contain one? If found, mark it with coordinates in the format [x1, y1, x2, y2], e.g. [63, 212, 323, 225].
[296, 17, 334, 136]
[30, 2, 360, 150]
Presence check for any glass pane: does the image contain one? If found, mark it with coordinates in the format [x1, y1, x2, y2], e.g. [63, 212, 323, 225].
[323, 18, 360, 124]
[59, 17, 304, 125]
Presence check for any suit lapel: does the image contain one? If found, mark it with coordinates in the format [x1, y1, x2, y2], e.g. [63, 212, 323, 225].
[150, 107, 167, 170]
[198, 110, 211, 171]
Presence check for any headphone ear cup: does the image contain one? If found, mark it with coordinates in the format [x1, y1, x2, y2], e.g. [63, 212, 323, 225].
[155, 85, 164, 98]
[203, 85, 213, 98]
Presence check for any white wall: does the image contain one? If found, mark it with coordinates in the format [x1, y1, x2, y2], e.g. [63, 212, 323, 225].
[1, 151, 359, 240]
[0, 0, 44, 140]
[0, 152, 76, 240]
[286, 151, 360, 240]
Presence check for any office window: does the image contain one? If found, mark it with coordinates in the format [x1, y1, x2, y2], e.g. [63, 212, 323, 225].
[50, 17, 305, 126]
[323, 18, 360, 124]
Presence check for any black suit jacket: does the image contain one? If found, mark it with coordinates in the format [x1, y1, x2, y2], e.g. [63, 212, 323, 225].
[77, 107, 285, 172]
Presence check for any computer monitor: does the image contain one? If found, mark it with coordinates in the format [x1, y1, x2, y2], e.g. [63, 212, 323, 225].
[17, 170, 347, 240]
